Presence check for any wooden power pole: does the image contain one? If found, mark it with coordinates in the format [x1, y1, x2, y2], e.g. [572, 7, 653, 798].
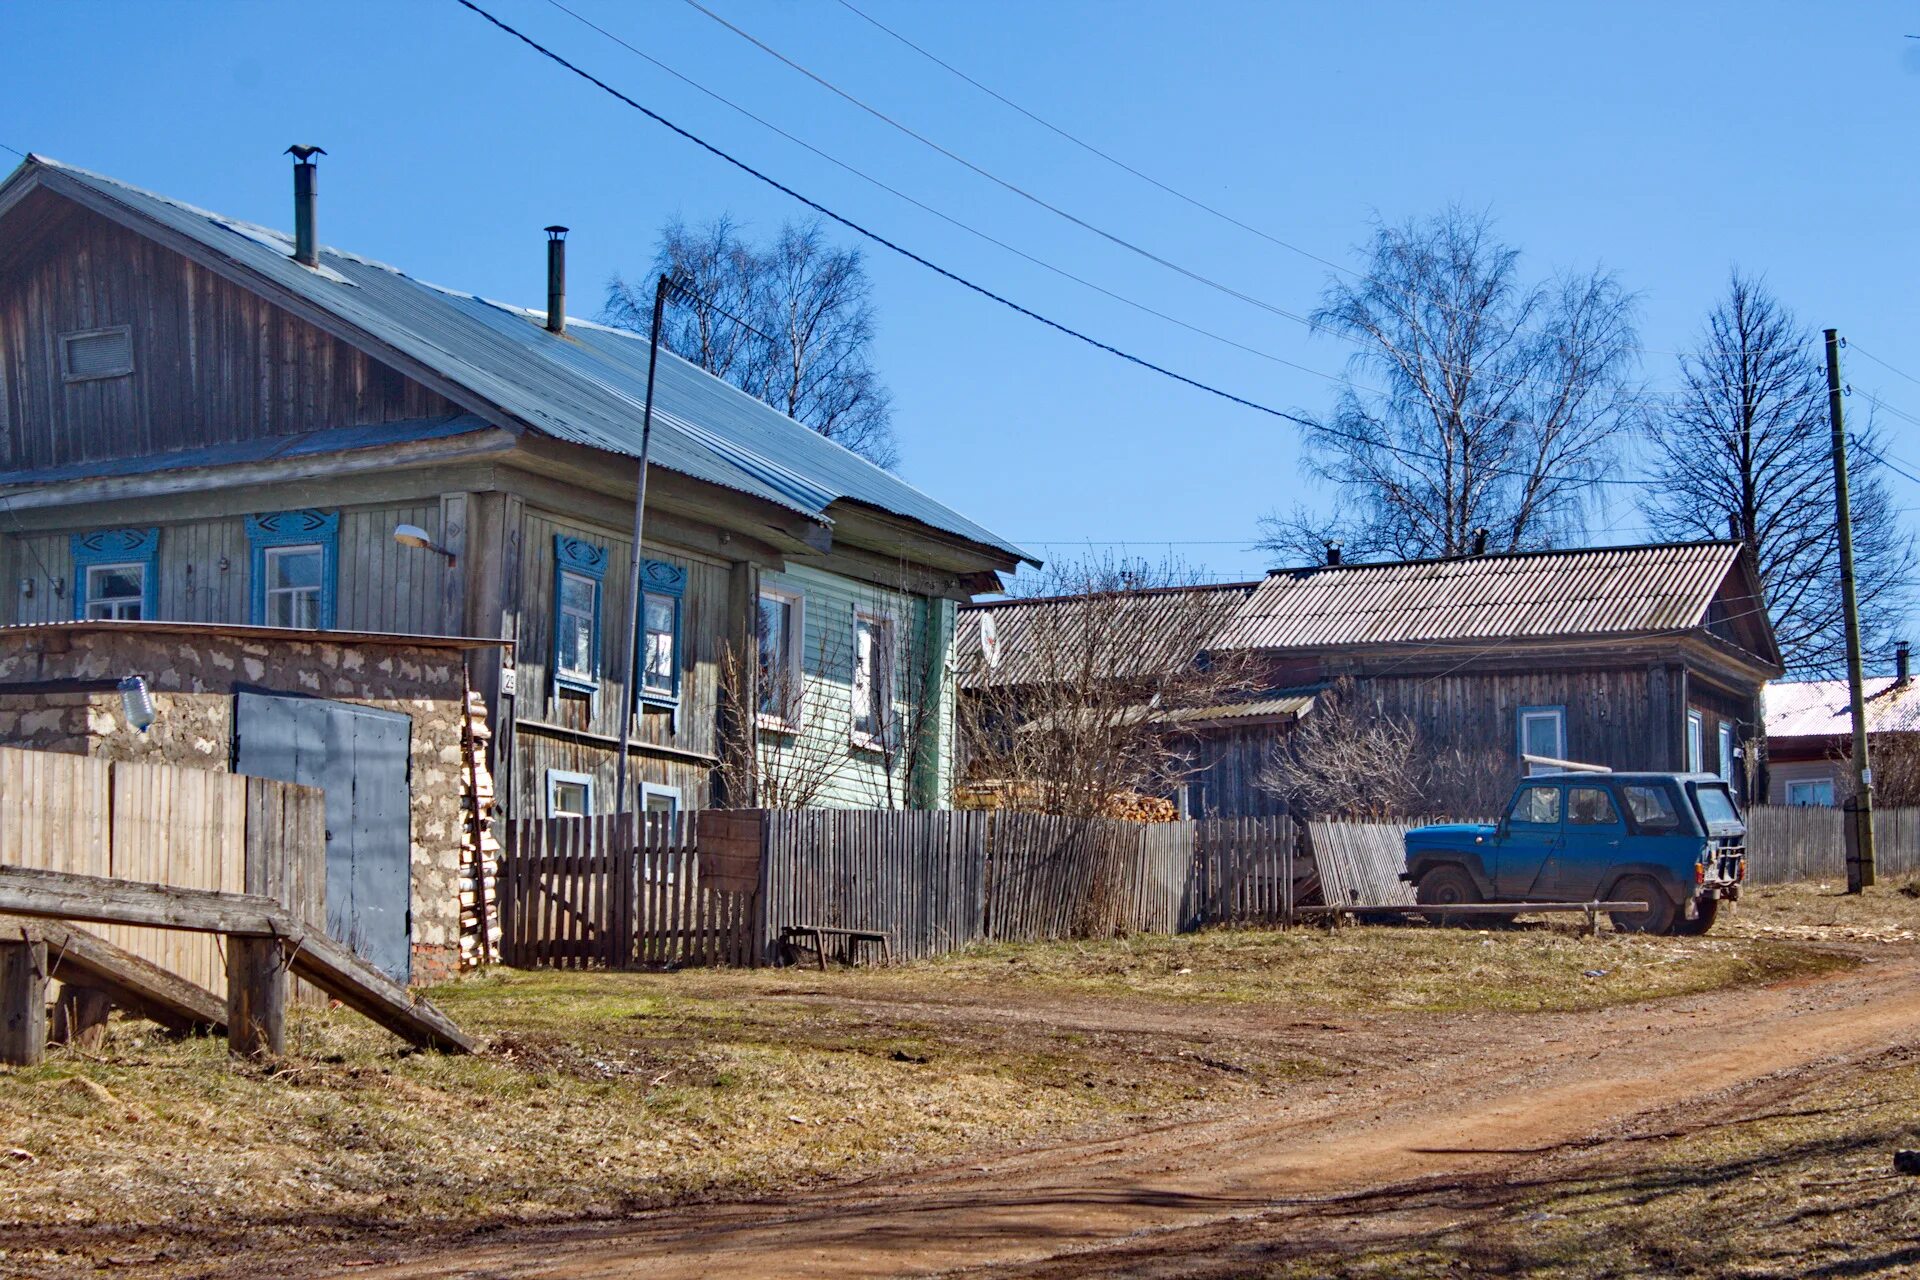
[1824, 328, 1876, 891]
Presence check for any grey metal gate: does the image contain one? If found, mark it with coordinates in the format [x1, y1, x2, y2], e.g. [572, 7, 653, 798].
[234, 692, 413, 982]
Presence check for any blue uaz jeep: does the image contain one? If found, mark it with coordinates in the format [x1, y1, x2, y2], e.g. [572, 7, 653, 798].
[1402, 772, 1747, 935]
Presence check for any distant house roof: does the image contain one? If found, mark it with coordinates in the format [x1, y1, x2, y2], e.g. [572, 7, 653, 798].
[1210, 541, 1779, 667]
[1764, 678, 1920, 740]
[957, 581, 1259, 688]
[2, 156, 1031, 568]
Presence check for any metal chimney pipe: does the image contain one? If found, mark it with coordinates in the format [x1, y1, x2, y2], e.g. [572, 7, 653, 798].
[1324, 541, 1343, 567]
[285, 145, 325, 268]
[1471, 527, 1489, 556]
[545, 226, 569, 334]
[1898, 641, 1911, 683]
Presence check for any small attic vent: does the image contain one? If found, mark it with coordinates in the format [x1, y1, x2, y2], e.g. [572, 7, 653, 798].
[60, 327, 134, 382]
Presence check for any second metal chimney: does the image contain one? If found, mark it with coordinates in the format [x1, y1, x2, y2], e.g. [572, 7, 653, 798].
[1471, 527, 1489, 556]
[545, 226, 568, 334]
[285, 145, 325, 268]
[1324, 541, 1343, 567]
[1899, 641, 1911, 683]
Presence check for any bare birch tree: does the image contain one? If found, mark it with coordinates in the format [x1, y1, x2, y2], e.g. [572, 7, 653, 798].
[1258, 208, 1638, 563]
[958, 555, 1257, 818]
[606, 217, 899, 469]
[1641, 272, 1914, 676]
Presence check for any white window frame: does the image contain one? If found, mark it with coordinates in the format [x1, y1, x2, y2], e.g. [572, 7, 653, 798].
[83, 561, 146, 620]
[555, 568, 599, 688]
[1687, 710, 1705, 773]
[545, 769, 595, 818]
[850, 605, 898, 752]
[1518, 706, 1566, 775]
[1717, 720, 1736, 784]
[1785, 778, 1836, 808]
[640, 784, 682, 882]
[263, 543, 325, 629]
[757, 585, 806, 731]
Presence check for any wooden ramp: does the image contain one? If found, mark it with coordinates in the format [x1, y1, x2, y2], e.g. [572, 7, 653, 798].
[0, 865, 473, 1058]
[27, 920, 227, 1035]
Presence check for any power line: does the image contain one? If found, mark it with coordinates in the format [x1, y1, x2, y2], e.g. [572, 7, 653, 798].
[0, 141, 27, 160]
[1849, 342, 1920, 391]
[452, 0, 1704, 491]
[545, 0, 1762, 426]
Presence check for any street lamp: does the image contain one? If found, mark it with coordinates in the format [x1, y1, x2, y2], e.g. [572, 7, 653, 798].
[393, 523, 457, 566]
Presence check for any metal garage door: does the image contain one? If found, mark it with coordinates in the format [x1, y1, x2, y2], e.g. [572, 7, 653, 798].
[234, 692, 413, 982]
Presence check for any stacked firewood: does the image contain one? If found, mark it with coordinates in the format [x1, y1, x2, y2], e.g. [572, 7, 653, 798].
[458, 689, 502, 970]
[952, 778, 1177, 823]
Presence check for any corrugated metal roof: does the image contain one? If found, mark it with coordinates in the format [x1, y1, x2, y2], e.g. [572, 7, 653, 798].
[1211, 542, 1752, 651]
[1764, 678, 1920, 739]
[0, 620, 509, 651]
[1157, 690, 1321, 725]
[19, 157, 1029, 566]
[957, 582, 1259, 688]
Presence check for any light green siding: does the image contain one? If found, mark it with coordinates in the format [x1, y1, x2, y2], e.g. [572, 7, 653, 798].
[758, 564, 957, 809]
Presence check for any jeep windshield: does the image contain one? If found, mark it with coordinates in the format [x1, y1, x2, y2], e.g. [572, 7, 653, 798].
[1690, 782, 1742, 831]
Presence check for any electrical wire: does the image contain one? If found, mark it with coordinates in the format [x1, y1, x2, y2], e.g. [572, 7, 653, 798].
[1848, 343, 1920, 392]
[453, 0, 1710, 490]
[828, 0, 1815, 364]
[549, 0, 1767, 428]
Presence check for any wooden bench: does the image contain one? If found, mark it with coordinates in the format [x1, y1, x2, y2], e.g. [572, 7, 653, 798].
[781, 924, 894, 970]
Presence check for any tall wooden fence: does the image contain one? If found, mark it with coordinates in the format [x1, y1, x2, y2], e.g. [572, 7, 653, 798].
[1744, 804, 1920, 885]
[499, 809, 1298, 969]
[0, 745, 324, 995]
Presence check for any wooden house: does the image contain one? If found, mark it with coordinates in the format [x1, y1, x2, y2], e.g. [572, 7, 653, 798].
[961, 542, 1783, 816]
[0, 152, 1031, 829]
[1763, 645, 1919, 806]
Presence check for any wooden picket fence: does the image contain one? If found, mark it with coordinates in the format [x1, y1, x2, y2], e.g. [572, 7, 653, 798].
[499, 809, 1301, 970]
[1743, 804, 1920, 885]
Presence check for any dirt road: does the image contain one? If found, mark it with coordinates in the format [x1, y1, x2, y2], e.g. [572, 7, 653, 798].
[349, 950, 1920, 1279]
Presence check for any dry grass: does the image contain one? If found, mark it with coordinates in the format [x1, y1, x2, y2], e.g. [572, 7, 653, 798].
[0, 889, 1872, 1277]
[907, 920, 1849, 1013]
[1723, 876, 1920, 945]
[1259, 1045, 1920, 1279]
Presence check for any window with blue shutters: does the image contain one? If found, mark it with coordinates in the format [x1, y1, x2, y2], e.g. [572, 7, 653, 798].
[71, 527, 159, 620]
[246, 510, 339, 629]
[553, 535, 608, 695]
[638, 559, 687, 707]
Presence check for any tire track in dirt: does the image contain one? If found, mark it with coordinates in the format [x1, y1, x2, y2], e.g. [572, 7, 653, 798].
[345, 954, 1920, 1280]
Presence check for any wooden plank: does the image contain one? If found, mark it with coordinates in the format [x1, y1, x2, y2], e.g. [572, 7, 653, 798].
[0, 865, 285, 935]
[226, 935, 285, 1058]
[284, 927, 473, 1053]
[25, 920, 225, 1033]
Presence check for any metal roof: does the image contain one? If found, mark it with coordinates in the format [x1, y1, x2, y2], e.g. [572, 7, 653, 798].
[957, 582, 1259, 688]
[1211, 542, 1763, 653]
[1764, 678, 1920, 739]
[1156, 690, 1321, 725]
[0, 620, 510, 652]
[15, 156, 1030, 566]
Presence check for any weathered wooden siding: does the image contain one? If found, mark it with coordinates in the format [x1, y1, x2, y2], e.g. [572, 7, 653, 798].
[6, 499, 451, 633]
[0, 201, 455, 471]
[1183, 725, 1290, 818]
[1363, 667, 1659, 770]
[515, 730, 714, 817]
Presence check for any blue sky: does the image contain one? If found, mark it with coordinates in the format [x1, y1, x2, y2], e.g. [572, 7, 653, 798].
[3, 1, 1917, 586]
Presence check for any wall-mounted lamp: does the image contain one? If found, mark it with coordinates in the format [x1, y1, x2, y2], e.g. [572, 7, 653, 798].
[393, 523, 457, 566]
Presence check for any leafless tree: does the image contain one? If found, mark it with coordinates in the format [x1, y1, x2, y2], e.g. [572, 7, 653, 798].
[1259, 678, 1510, 819]
[1258, 208, 1638, 563]
[1641, 273, 1914, 677]
[958, 555, 1258, 819]
[606, 217, 899, 469]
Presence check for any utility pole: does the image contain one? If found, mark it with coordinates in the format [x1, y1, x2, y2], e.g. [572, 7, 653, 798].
[1824, 328, 1875, 891]
[614, 274, 672, 816]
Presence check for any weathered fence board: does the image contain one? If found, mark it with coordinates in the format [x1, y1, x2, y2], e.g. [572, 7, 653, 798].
[1307, 820, 1421, 908]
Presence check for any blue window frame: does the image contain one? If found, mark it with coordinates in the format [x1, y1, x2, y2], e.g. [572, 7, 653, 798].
[637, 558, 687, 707]
[553, 534, 608, 696]
[71, 527, 159, 620]
[246, 510, 339, 629]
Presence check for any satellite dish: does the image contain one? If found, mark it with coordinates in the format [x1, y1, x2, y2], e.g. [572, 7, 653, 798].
[978, 612, 1002, 669]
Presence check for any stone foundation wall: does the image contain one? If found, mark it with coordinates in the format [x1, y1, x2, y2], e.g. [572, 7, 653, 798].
[0, 631, 477, 982]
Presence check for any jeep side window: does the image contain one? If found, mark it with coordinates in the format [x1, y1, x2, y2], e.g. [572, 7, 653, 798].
[1622, 784, 1680, 832]
[1509, 785, 1561, 825]
[1567, 786, 1619, 826]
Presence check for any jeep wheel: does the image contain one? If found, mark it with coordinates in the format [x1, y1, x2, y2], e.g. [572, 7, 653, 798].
[1609, 875, 1678, 935]
[1415, 865, 1482, 926]
[1673, 894, 1720, 937]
